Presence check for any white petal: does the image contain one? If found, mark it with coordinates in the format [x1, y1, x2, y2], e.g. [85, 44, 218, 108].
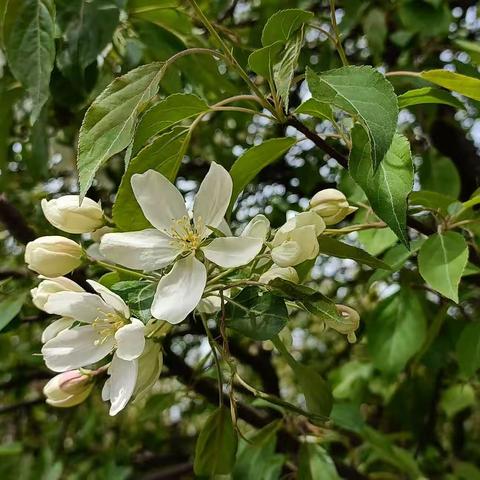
[151, 254, 206, 324]
[241, 214, 270, 241]
[42, 326, 115, 372]
[133, 340, 163, 401]
[271, 241, 303, 267]
[131, 170, 187, 233]
[115, 319, 146, 361]
[87, 280, 130, 318]
[202, 236, 263, 268]
[43, 292, 114, 323]
[102, 378, 111, 401]
[106, 354, 138, 416]
[100, 229, 180, 272]
[217, 218, 232, 236]
[193, 162, 232, 238]
[41, 317, 74, 343]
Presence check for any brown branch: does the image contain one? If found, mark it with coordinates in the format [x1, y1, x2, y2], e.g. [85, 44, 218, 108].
[0, 194, 36, 244]
[0, 398, 43, 414]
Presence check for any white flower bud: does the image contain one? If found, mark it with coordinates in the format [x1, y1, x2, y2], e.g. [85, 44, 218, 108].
[259, 265, 299, 284]
[309, 189, 357, 225]
[332, 304, 360, 343]
[25, 236, 83, 277]
[241, 214, 270, 241]
[41, 195, 104, 234]
[43, 370, 94, 408]
[31, 276, 84, 311]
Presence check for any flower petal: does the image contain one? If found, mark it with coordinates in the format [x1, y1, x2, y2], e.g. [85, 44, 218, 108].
[193, 162, 232, 238]
[43, 291, 114, 323]
[115, 319, 146, 361]
[241, 214, 270, 241]
[151, 254, 206, 324]
[202, 236, 263, 268]
[133, 340, 163, 401]
[87, 280, 130, 318]
[41, 317, 74, 343]
[105, 354, 138, 416]
[131, 170, 187, 233]
[100, 229, 180, 272]
[42, 325, 115, 372]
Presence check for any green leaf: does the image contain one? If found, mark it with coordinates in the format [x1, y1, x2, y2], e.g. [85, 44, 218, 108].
[420, 69, 480, 101]
[349, 128, 413, 246]
[419, 153, 461, 199]
[398, 87, 465, 109]
[295, 363, 333, 418]
[0, 293, 27, 332]
[261, 8, 313, 46]
[298, 444, 340, 480]
[409, 190, 456, 215]
[456, 322, 480, 377]
[131, 93, 208, 156]
[454, 39, 480, 65]
[77, 62, 164, 199]
[440, 384, 475, 418]
[398, 0, 451, 36]
[273, 30, 303, 111]
[295, 98, 334, 123]
[316, 236, 390, 269]
[228, 137, 296, 216]
[226, 287, 288, 341]
[113, 129, 189, 231]
[110, 281, 156, 322]
[194, 406, 237, 476]
[362, 8, 386, 59]
[3, 0, 56, 122]
[418, 232, 468, 303]
[367, 289, 426, 375]
[248, 41, 283, 79]
[307, 66, 398, 168]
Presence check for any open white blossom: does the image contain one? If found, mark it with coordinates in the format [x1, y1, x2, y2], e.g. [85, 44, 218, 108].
[31, 276, 84, 311]
[270, 212, 325, 267]
[99, 162, 263, 324]
[41, 280, 146, 415]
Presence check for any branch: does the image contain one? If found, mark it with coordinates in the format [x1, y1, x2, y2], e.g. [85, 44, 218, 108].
[0, 194, 36, 244]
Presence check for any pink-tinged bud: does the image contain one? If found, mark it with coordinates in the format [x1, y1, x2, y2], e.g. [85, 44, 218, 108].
[309, 189, 357, 225]
[43, 370, 93, 408]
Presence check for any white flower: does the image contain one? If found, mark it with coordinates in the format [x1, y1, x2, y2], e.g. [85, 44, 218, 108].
[241, 214, 270, 241]
[309, 189, 357, 225]
[259, 265, 299, 284]
[270, 212, 325, 267]
[31, 276, 84, 311]
[43, 370, 94, 408]
[41, 280, 146, 416]
[25, 236, 83, 277]
[41, 195, 104, 234]
[100, 162, 263, 324]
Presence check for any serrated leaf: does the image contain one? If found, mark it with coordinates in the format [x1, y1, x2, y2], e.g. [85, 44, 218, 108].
[131, 93, 208, 156]
[113, 129, 189, 231]
[367, 288, 426, 375]
[248, 41, 283, 78]
[3, 0, 56, 122]
[398, 87, 465, 109]
[295, 98, 334, 123]
[421, 69, 480, 101]
[194, 406, 237, 476]
[349, 127, 413, 246]
[418, 232, 468, 303]
[77, 62, 164, 198]
[110, 281, 156, 322]
[228, 137, 296, 217]
[456, 322, 480, 377]
[225, 287, 288, 341]
[307, 65, 398, 168]
[261, 8, 313, 46]
[317, 236, 390, 269]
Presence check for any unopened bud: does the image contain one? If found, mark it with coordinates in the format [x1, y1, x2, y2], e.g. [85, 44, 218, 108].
[25, 236, 83, 277]
[259, 265, 299, 284]
[43, 370, 94, 408]
[333, 304, 360, 343]
[309, 189, 357, 225]
[31, 276, 84, 311]
[41, 195, 104, 234]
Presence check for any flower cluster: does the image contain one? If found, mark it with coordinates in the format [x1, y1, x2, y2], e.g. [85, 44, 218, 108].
[27, 162, 360, 415]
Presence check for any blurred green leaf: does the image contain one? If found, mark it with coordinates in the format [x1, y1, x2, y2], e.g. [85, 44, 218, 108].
[0, 292, 27, 332]
[298, 444, 340, 480]
[456, 322, 480, 377]
[261, 8, 313, 46]
[421, 69, 480, 101]
[398, 87, 465, 109]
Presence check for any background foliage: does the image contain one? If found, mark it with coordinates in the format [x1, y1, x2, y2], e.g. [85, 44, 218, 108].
[0, 0, 480, 478]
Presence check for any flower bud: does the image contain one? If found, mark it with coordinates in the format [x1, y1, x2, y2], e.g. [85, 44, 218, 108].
[241, 214, 270, 241]
[332, 304, 360, 343]
[31, 276, 84, 311]
[25, 236, 83, 277]
[259, 265, 299, 284]
[41, 195, 104, 234]
[309, 189, 357, 225]
[43, 370, 94, 408]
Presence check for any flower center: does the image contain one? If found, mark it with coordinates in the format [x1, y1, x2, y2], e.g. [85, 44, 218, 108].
[92, 311, 126, 345]
[168, 215, 202, 253]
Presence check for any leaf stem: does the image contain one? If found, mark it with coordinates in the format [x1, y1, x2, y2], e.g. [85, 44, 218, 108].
[385, 71, 421, 78]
